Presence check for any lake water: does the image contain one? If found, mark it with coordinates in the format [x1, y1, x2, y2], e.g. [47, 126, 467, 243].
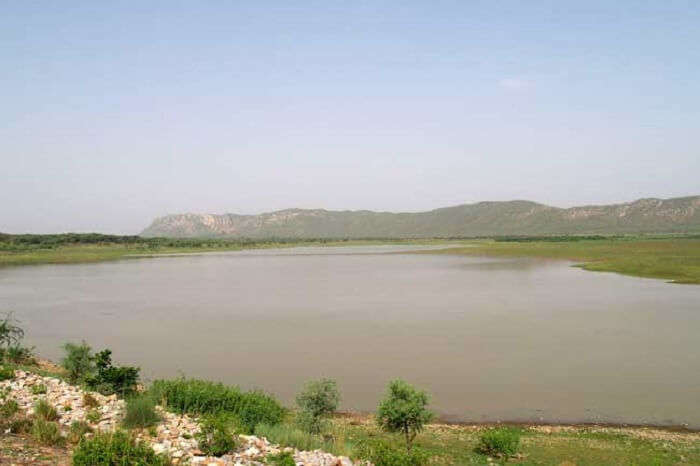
[2, 245, 699, 427]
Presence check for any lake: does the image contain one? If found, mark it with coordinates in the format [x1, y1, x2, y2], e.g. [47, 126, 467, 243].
[2, 245, 699, 427]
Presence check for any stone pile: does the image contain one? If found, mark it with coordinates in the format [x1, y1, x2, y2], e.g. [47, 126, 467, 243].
[2, 370, 124, 432]
[1, 370, 360, 466]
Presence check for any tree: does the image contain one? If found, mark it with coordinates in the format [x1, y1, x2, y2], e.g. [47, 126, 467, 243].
[61, 341, 95, 384]
[376, 379, 433, 453]
[86, 349, 139, 396]
[295, 378, 340, 434]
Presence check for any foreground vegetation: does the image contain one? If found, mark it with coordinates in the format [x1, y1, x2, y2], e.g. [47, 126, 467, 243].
[431, 236, 700, 284]
[2, 315, 700, 464]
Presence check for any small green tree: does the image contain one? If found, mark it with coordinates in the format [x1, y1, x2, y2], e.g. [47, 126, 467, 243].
[86, 349, 139, 396]
[295, 378, 340, 434]
[61, 341, 95, 384]
[376, 379, 433, 453]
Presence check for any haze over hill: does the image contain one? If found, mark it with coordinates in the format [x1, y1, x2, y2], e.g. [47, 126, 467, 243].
[141, 196, 700, 238]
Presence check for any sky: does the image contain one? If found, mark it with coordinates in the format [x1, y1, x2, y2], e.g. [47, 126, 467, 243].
[2, 1, 699, 234]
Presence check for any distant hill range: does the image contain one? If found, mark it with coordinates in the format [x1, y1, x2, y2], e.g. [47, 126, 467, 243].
[141, 196, 700, 238]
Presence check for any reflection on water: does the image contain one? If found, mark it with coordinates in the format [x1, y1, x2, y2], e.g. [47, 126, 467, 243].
[1, 246, 699, 427]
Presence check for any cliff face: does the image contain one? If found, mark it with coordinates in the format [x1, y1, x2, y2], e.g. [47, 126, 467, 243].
[140, 196, 700, 238]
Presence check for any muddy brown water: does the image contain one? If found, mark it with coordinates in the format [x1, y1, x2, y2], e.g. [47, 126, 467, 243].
[1, 245, 699, 428]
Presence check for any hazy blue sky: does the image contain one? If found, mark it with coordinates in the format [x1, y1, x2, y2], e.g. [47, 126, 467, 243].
[2, 1, 699, 233]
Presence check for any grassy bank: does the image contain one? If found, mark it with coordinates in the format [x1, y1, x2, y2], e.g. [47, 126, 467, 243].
[0, 234, 435, 268]
[321, 415, 700, 465]
[427, 237, 700, 284]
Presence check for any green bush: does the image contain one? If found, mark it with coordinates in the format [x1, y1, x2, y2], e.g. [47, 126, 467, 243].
[266, 451, 296, 466]
[476, 427, 521, 457]
[295, 378, 340, 434]
[196, 413, 239, 456]
[122, 394, 161, 429]
[72, 430, 170, 465]
[31, 383, 47, 395]
[0, 366, 15, 381]
[86, 349, 140, 396]
[61, 341, 95, 384]
[34, 398, 59, 421]
[356, 439, 429, 466]
[68, 420, 93, 444]
[149, 378, 285, 433]
[31, 418, 65, 446]
[376, 379, 433, 453]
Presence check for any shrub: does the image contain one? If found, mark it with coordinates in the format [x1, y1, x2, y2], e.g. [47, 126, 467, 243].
[61, 341, 95, 384]
[266, 451, 296, 466]
[295, 378, 340, 434]
[86, 408, 102, 423]
[237, 390, 287, 434]
[72, 430, 170, 466]
[376, 379, 433, 453]
[356, 439, 429, 466]
[122, 394, 161, 429]
[196, 413, 239, 456]
[86, 349, 140, 396]
[4, 345, 35, 364]
[31, 418, 65, 446]
[68, 420, 93, 444]
[31, 383, 47, 395]
[0, 366, 15, 381]
[9, 417, 33, 434]
[83, 392, 100, 408]
[476, 427, 521, 457]
[34, 398, 59, 421]
[150, 378, 285, 433]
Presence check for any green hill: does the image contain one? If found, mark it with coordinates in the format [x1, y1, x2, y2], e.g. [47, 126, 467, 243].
[141, 196, 700, 238]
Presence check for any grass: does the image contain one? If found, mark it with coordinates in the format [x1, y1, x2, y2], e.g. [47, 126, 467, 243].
[0, 238, 426, 268]
[329, 417, 700, 465]
[72, 430, 170, 466]
[31, 419, 65, 447]
[149, 377, 286, 433]
[68, 420, 93, 444]
[0, 366, 14, 381]
[3, 234, 699, 285]
[121, 394, 161, 429]
[255, 421, 355, 458]
[427, 237, 700, 284]
[33, 399, 59, 421]
[477, 427, 521, 457]
[30, 383, 47, 395]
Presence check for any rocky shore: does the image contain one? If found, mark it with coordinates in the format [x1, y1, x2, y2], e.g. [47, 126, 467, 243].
[1, 369, 356, 466]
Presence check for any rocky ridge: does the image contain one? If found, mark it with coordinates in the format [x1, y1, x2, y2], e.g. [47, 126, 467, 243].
[141, 196, 700, 238]
[1, 370, 357, 466]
